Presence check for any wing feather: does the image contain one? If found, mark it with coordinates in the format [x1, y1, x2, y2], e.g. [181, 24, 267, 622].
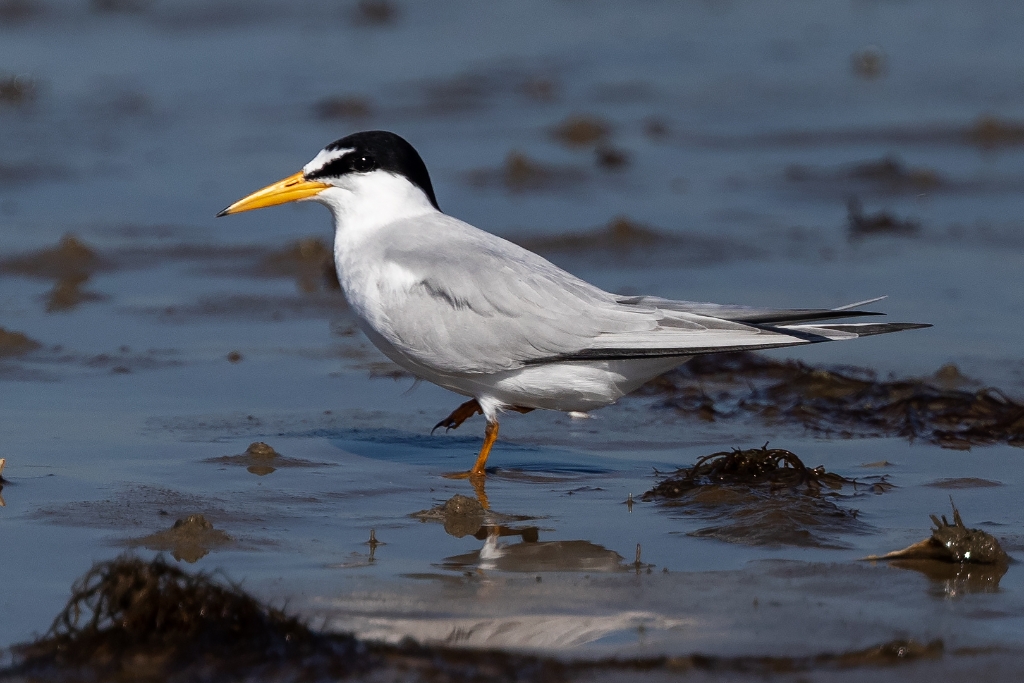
[355, 214, 924, 374]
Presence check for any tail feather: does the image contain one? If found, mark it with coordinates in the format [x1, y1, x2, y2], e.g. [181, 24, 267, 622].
[617, 295, 890, 324]
[780, 322, 933, 338]
[524, 319, 931, 364]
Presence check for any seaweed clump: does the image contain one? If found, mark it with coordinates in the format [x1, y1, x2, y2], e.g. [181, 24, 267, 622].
[8, 556, 366, 681]
[865, 501, 1009, 596]
[0, 327, 41, 357]
[641, 352, 1024, 449]
[204, 441, 332, 476]
[867, 501, 1008, 565]
[129, 514, 234, 563]
[646, 446, 860, 496]
[643, 446, 886, 548]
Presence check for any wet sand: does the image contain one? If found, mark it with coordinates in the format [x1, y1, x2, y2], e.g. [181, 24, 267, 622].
[2, 1, 1024, 679]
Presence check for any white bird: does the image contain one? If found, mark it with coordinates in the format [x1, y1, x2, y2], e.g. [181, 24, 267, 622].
[219, 130, 928, 483]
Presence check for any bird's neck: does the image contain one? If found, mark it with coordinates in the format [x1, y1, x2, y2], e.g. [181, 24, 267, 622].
[316, 173, 437, 249]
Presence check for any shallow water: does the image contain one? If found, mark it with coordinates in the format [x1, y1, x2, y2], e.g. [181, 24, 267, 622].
[2, 0, 1024, 674]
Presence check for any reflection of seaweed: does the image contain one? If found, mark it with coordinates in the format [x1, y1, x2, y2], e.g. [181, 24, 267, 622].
[890, 559, 1007, 598]
[644, 446, 888, 548]
[643, 352, 1024, 449]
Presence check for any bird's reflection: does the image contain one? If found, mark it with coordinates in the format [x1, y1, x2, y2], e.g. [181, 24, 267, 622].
[414, 494, 629, 573]
[443, 529, 626, 573]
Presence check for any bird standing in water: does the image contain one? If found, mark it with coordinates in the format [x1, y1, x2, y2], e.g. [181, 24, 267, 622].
[220, 130, 927, 488]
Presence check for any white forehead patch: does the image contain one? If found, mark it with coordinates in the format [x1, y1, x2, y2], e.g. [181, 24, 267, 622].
[303, 146, 354, 176]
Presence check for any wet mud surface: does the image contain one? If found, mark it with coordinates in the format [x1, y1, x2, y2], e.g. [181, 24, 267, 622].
[3, 1, 1024, 679]
[4, 555, 1015, 683]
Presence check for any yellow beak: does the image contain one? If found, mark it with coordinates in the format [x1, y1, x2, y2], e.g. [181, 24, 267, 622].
[217, 171, 331, 217]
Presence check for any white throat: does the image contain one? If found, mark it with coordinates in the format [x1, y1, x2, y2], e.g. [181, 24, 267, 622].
[311, 171, 437, 246]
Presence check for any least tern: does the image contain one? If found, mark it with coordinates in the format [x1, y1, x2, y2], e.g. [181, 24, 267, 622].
[219, 130, 929, 480]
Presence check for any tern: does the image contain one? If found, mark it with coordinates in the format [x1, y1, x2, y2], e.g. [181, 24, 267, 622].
[219, 130, 929, 483]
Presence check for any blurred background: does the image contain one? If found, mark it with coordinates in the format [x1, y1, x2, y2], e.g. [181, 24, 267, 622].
[3, 0, 1024, 663]
[3, 0, 1024, 373]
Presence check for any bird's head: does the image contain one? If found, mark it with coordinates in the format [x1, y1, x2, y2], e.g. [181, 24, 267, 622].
[217, 130, 439, 218]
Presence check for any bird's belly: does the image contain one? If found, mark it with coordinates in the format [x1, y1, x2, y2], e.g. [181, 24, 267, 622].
[357, 317, 689, 411]
[464, 357, 690, 412]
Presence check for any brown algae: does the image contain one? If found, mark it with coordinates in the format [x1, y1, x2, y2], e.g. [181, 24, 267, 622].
[642, 352, 1024, 449]
[203, 441, 333, 476]
[259, 237, 340, 293]
[314, 95, 373, 121]
[128, 514, 233, 563]
[465, 151, 587, 192]
[0, 327, 41, 357]
[866, 501, 1009, 566]
[865, 502, 1010, 595]
[643, 446, 888, 548]
[550, 114, 610, 147]
[847, 198, 921, 239]
[967, 115, 1024, 148]
[517, 216, 669, 253]
[0, 234, 108, 312]
[7, 556, 365, 681]
[785, 155, 943, 195]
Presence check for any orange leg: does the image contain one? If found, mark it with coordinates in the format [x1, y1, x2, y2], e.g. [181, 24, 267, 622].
[432, 399, 482, 434]
[445, 419, 499, 481]
[469, 420, 499, 476]
[439, 404, 533, 506]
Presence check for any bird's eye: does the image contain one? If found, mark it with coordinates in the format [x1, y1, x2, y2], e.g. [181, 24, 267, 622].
[352, 155, 375, 172]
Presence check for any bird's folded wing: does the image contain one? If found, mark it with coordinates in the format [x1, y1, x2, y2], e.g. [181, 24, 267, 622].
[378, 223, 668, 373]
[374, 216, 927, 374]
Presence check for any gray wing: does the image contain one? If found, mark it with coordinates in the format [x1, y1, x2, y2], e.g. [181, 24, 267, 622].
[373, 215, 928, 374]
